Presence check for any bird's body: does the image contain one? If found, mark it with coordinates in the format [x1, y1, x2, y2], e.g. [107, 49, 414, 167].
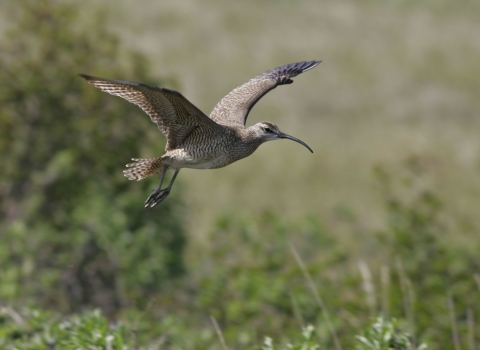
[163, 126, 261, 169]
[80, 60, 320, 207]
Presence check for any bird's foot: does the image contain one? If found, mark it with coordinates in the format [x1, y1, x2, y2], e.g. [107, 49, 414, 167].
[144, 188, 170, 208]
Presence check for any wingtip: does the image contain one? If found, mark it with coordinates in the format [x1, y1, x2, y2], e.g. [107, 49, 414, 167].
[78, 73, 92, 80]
[302, 60, 322, 72]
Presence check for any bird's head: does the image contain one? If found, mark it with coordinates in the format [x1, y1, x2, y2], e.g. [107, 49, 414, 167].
[250, 121, 313, 153]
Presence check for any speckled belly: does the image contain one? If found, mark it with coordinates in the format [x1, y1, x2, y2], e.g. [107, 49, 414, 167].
[163, 150, 233, 170]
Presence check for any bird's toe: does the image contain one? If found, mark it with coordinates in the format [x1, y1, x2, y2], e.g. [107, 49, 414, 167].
[144, 188, 170, 208]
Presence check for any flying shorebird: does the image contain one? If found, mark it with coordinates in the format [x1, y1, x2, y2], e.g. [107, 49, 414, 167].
[80, 60, 320, 208]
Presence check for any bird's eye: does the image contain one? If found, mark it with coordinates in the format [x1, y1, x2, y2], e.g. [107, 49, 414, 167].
[264, 127, 272, 133]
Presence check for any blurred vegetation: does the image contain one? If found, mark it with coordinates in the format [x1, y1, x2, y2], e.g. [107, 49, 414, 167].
[0, 308, 131, 349]
[0, 0, 185, 316]
[161, 162, 477, 348]
[1, 0, 479, 349]
[355, 318, 427, 350]
[0, 308, 423, 350]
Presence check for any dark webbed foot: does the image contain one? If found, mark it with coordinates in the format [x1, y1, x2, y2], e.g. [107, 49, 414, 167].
[145, 188, 171, 208]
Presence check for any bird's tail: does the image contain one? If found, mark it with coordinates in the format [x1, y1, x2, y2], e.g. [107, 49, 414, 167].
[124, 157, 164, 181]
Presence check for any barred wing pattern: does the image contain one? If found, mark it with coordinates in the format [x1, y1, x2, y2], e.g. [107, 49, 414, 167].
[209, 60, 321, 127]
[79, 74, 220, 150]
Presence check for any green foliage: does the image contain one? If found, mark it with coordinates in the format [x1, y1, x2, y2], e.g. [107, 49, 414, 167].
[193, 212, 346, 348]
[258, 318, 429, 350]
[356, 318, 427, 350]
[0, 307, 131, 349]
[374, 158, 480, 345]
[0, 0, 185, 315]
[2, 307, 430, 350]
[155, 159, 476, 349]
[260, 325, 320, 350]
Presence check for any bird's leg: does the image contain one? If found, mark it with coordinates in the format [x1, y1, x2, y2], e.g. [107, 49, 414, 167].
[144, 165, 169, 207]
[144, 168, 180, 208]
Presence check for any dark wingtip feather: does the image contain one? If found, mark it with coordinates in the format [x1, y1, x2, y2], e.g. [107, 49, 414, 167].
[78, 73, 93, 80]
[266, 60, 321, 85]
[301, 60, 322, 72]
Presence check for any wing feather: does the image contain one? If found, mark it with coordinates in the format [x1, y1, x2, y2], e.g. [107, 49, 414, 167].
[79, 74, 221, 150]
[209, 60, 321, 127]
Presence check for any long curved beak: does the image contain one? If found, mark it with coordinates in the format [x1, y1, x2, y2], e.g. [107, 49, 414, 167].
[277, 132, 313, 153]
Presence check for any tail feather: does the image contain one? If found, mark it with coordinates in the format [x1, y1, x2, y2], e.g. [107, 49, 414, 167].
[123, 157, 163, 181]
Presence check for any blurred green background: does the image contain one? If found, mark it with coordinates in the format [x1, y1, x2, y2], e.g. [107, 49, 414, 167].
[1, 0, 479, 349]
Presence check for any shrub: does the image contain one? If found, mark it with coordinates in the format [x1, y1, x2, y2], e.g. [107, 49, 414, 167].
[0, 0, 186, 315]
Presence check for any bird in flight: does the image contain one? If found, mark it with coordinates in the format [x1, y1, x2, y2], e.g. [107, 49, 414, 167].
[80, 60, 320, 208]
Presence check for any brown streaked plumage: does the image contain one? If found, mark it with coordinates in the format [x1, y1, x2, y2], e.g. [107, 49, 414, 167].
[79, 60, 320, 208]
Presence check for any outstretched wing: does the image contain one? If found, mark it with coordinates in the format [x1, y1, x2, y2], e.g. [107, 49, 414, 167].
[79, 74, 221, 150]
[209, 60, 321, 127]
